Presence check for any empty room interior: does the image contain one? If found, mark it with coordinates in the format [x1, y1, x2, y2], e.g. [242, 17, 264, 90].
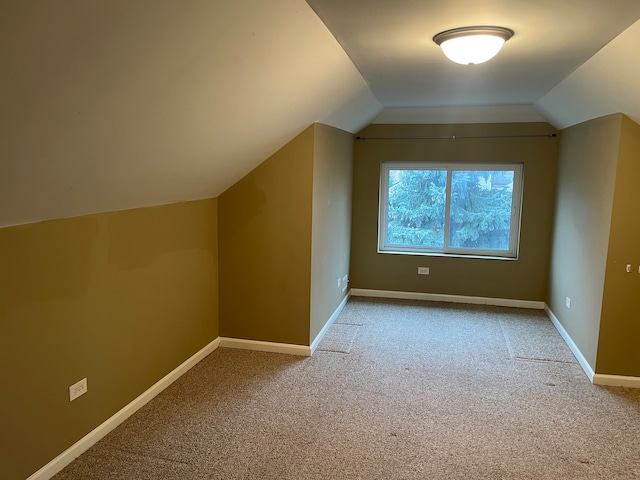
[2, 1, 640, 479]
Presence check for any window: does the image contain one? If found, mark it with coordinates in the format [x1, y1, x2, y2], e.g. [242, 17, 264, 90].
[379, 162, 523, 258]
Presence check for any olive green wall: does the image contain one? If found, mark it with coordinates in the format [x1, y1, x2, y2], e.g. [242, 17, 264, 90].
[218, 126, 314, 345]
[597, 115, 640, 376]
[350, 123, 559, 301]
[310, 124, 353, 342]
[547, 115, 621, 370]
[0, 198, 219, 480]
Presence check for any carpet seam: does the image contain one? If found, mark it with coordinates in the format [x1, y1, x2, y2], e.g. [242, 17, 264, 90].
[513, 357, 579, 365]
[498, 318, 516, 360]
[317, 324, 360, 354]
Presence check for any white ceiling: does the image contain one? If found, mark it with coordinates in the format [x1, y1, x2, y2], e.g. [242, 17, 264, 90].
[305, 0, 640, 107]
[2, 0, 640, 228]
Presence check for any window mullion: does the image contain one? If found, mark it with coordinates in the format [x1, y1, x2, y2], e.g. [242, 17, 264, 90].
[443, 167, 452, 252]
[508, 164, 523, 256]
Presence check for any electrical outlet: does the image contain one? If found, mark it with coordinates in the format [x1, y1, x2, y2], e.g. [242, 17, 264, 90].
[565, 297, 571, 309]
[69, 378, 87, 401]
[418, 267, 430, 275]
[341, 275, 348, 293]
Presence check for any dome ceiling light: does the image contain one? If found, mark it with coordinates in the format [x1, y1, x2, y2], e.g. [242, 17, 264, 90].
[433, 26, 514, 65]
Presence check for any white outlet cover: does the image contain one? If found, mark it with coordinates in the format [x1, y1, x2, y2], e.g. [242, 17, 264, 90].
[69, 378, 88, 401]
[565, 297, 571, 309]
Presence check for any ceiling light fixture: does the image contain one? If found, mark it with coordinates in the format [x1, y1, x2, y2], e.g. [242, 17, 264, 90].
[433, 26, 514, 65]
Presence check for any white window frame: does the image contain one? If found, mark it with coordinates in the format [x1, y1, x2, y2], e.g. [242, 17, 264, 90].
[378, 162, 524, 259]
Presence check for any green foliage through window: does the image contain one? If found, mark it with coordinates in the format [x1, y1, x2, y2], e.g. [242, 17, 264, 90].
[380, 163, 523, 257]
[387, 169, 446, 248]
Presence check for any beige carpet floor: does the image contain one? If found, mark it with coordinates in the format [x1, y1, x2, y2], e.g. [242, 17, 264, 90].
[53, 297, 640, 479]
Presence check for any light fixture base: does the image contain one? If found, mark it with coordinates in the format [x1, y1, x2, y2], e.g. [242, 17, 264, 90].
[433, 26, 514, 65]
[433, 26, 514, 46]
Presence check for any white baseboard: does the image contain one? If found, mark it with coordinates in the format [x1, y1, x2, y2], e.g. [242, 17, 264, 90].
[593, 374, 640, 388]
[310, 292, 351, 355]
[219, 293, 352, 358]
[219, 337, 311, 356]
[543, 304, 595, 382]
[545, 305, 640, 389]
[351, 288, 545, 309]
[27, 338, 220, 480]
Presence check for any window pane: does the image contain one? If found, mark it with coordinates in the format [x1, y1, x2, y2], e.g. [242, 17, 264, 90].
[386, 169, 447, 248]
[448, 170, 514, 251]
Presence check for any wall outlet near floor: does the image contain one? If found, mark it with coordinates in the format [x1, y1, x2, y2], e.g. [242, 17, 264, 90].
[418, 267, 430, 275]
[565, 297, 571, 309]
[341, 275, 349, 293]
[69, 378, 87, 401]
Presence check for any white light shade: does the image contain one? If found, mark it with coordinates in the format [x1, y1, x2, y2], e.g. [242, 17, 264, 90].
[433, 27, 514, 65]
[440, 35, 505, 65]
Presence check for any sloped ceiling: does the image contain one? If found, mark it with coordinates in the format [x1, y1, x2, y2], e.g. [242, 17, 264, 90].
[307, 0, 640, 129]
[3, 1, 640, 228]
[535, 20, 640, 129]
[0, 0, 382, 227]
[306, 0, 640, 108]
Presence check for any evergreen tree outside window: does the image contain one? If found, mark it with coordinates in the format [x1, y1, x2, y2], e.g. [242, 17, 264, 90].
[379, 162, 523, 258]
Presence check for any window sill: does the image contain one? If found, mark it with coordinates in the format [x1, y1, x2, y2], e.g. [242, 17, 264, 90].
[377, 249, 518, 261]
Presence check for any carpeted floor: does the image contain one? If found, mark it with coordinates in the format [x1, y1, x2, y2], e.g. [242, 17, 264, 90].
[53, 297, 640, 479]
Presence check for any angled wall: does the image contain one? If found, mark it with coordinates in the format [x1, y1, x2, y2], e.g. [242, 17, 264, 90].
[218, 123, 353, 346]
[310, 124, 354, 342]
[350, 123, 559, 301]
[0, 199, 219, 480]
[597, 115, 640, 376]
[547, 114, 622, 371]
[218, 127, 315, 345]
